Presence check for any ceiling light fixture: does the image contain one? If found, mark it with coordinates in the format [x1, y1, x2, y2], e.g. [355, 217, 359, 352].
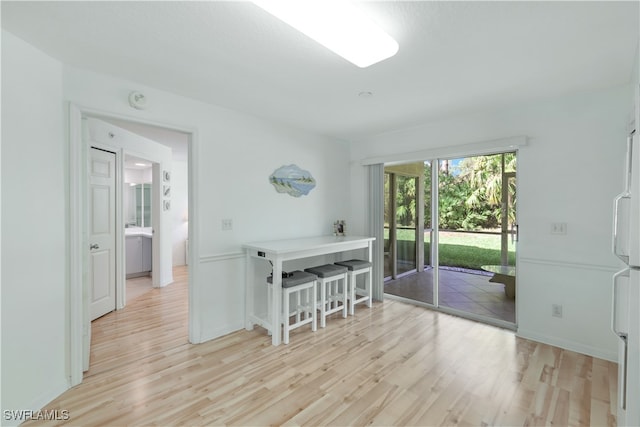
[253, 1, 399, 68]
[135, 163, 149, 167]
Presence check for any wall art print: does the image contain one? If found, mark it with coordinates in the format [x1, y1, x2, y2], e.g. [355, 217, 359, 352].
[269, 164, 316, 197]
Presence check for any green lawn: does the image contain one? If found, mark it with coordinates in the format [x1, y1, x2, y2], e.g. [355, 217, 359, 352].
[387, 229, 515, 271]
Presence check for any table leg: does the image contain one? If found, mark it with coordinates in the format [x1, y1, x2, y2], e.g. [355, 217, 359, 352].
[271, 260, 282, 346]
[245, 253, 254, 331]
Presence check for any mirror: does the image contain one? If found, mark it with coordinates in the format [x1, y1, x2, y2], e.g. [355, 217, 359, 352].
[125, 183, 152, 227]
[124, 155, 153, 228]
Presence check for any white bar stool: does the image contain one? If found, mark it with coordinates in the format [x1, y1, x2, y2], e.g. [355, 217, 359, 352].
[335, 259, 372, 315]
[267, 270, 317, 344]
[304, 264, 348, 328]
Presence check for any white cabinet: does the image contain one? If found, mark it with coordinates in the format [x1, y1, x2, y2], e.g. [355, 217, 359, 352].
[126, 235, 152, 278]
[142, 236, 152, 272]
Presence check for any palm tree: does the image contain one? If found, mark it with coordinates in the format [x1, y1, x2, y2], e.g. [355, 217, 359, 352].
[395, 176, 416, 227]
[459, 153, 516, 224]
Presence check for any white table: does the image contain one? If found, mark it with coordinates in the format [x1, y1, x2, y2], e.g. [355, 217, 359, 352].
[243, 235, 375, 346]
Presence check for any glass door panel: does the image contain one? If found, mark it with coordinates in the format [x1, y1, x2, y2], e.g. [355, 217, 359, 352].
[384, 173, 392, 279]
[437, 153, 516, 325]
[383, 163, 434, 305]
[395, 175, 417, 276]
[423, 160, 432, 269]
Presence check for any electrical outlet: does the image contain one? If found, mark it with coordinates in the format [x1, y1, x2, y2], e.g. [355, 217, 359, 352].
[221, 218, 233, 231]
[551, 222, 567, 235]
[552, 304, 563, 318]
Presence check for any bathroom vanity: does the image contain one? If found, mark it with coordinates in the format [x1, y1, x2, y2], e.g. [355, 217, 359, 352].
[125, 228, 152, 278]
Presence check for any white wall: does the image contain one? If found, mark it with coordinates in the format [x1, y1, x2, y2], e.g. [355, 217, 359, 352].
[63, 67, 351, 343]
[1, 31, 68, 424]
[124, 168, 146, 184]
[1, 29, 351, 418]
[350, 85, 632, 361]
[171, 159, 188, 266]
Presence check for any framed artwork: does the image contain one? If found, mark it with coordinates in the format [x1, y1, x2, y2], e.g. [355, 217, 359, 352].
[334, 220, 346, 236]
[163, 170, 171, 182]
[269, 164, 316, 197]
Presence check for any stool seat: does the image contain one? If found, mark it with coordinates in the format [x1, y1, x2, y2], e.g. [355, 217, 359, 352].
[268, 270, 318, 288]
[305, 264, 347, 277]
[335, 259, 372, 270]
[305, 264, 348, 328]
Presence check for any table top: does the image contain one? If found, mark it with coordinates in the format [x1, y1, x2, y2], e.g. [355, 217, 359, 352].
[243, 235, 375, 254]
[482, 265, 516, 276]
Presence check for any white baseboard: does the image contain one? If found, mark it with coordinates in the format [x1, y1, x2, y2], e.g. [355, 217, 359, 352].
[2, 379, 69, 427]
[517, 328, 617, 362]
[197, 322, 245, 344]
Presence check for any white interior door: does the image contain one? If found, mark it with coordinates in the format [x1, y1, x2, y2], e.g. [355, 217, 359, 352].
[89, 147, 117, 320]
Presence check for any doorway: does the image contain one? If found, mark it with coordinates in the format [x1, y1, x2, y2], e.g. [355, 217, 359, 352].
[384, 151, 517, 327]
[123, 155, 156, 303]
[69, 105, 195, 385]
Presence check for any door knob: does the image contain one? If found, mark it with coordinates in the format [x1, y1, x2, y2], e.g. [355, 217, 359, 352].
[90, 243, 99, 250]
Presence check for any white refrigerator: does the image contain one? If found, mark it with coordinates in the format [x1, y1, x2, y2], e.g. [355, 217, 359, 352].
[613, 131, 640, 426]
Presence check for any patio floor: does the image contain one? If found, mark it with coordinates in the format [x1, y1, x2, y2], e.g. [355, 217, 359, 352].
[384, 267, 516, 324]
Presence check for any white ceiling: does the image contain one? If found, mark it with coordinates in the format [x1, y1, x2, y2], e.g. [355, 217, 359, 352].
[104, 117, 190, 162]
[2, 1, 638, 140]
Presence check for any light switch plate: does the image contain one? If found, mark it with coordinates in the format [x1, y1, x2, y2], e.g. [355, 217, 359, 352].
[550, 222, 567, 235]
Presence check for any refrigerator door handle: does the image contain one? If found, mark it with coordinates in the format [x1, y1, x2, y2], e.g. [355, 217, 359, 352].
[611, 268, 629, 410]
[621, 335, 628, 411]
[611, 269, 629, 336]
[613, 193, 631, 264]
[625, 134, 633, 192]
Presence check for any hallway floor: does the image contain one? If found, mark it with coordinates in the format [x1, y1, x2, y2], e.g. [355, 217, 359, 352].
[125, 274, 153, 302]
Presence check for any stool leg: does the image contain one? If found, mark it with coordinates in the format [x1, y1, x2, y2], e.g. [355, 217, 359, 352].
[304, 287, 315, 319]
[283, 288, 290, 345]
[311, 283, 317, 332]
[267, 283, 273, 336]
[320, 279, 327, 328]
[341, 275, 348, 318]
[330, 280, 336, 310]
[348, 272, 355, 316]
[366, 270, 372, 307]
[295, 290, 301, 324]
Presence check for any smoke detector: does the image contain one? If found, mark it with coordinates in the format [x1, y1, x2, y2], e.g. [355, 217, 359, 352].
[128, 91, 148, 110]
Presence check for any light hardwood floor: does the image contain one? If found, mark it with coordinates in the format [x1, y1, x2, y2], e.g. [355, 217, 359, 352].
[124, 274, 154, 303]
[27, 265, 618, 426]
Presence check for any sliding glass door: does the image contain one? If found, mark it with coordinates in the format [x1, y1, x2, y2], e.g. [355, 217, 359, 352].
[384, 162, 434, 304]
[384, 152, 517, 327]
[384, 164, 426, 279]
